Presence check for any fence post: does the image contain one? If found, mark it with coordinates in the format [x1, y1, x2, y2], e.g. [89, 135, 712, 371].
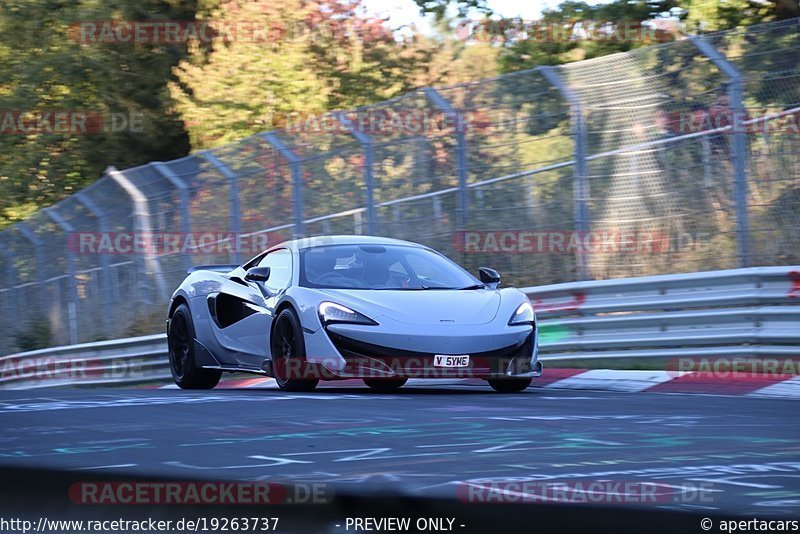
[700, 135, 713, 188]
[152, 162, 193, 272]
[0, 242, 16, 293]
[107, 166, 168, 300]
[423, 88, 469, 230]
[200, 152, 243, 264]
[0, 242, 18, 344]
[433, 195, 442, 222]
[261, 133, 305, 238]
[337, 113, 376, 234]
[691, 35, 751, 268]
[17, 222, 47, 312]
[76, 191, 114, 334]
[44, 207, 79, 345]
[540, 66, 590, 281]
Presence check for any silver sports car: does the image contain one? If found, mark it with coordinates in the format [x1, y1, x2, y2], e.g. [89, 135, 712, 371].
[166, 235, 542, 393]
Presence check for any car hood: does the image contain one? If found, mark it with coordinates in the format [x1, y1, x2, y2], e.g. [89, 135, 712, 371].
[314, 288, 503, 326]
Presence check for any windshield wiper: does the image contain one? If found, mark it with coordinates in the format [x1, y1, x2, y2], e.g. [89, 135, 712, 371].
[371, 284, 485, 290]
[413, 284, 486, 290]
[371, 287, 428, 290]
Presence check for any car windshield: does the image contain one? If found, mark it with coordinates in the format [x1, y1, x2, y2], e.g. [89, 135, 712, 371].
[300, 244, 481, 290]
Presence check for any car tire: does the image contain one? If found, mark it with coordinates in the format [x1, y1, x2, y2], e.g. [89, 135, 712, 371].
[168, 303, 222, 389]
[271, 308, 319, 392]
[363, 377, 408, 392]
[487, 377, 532, 393]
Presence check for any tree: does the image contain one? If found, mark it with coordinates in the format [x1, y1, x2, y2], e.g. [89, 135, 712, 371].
[392, 23, 500, 90]
[0, 0, 195, 227]
[679, 0, 799, 32]
[412, 0, 490, 20]
[498, 0, 681, 73]
[170, 0, 405, 148]
[304, 0, 410, 110]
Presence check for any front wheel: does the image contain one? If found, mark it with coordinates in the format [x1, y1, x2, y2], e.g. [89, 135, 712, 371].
[487, 377, 532, 393]
[270, 308, 319, 392]
[363, 377, 408, 392]
[168, 303, 222, 389]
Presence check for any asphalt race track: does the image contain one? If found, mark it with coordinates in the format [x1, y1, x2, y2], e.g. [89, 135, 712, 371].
[1, 382, 799, 521]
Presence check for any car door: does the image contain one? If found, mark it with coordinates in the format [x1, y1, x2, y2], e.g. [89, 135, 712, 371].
[211, 249, 293, 368]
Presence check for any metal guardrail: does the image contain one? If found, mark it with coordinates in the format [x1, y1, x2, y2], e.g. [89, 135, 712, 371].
[0, 334, 168, 390]
[1, 266, 798, 389]
[531, 266, 800, 361]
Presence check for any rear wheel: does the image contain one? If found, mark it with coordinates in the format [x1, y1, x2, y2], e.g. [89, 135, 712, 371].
[168, 303, 222, 389]
[271, 308, 319, 392]
[487, 377, 532, 393]
[363, 377, 408, 392]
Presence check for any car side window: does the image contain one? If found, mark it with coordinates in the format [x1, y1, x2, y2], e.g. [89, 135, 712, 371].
[257, 249, 293, 291]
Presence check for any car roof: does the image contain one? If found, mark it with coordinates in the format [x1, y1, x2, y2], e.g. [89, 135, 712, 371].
[270, 235, 426, 252]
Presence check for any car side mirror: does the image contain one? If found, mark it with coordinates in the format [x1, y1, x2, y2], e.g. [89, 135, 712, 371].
[478, 267, 501, 288]
[245, 266, 271, 283]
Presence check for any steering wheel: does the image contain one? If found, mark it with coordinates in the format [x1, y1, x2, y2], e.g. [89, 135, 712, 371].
[389, 271, 411, 287]
[316, 272, 367, 288]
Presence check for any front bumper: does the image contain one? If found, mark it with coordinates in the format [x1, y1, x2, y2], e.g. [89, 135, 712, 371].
[302, 321, 541, 380]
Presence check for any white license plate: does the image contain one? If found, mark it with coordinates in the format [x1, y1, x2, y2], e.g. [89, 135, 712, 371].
[434, 355, 470, 368]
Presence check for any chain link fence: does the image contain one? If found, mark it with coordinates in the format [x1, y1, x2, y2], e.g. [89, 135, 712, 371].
[1, 19, 798, 354]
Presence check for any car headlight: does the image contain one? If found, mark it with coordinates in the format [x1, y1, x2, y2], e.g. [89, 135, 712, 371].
[509, 301, 535, 326]
[319, 301, 378, 326]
